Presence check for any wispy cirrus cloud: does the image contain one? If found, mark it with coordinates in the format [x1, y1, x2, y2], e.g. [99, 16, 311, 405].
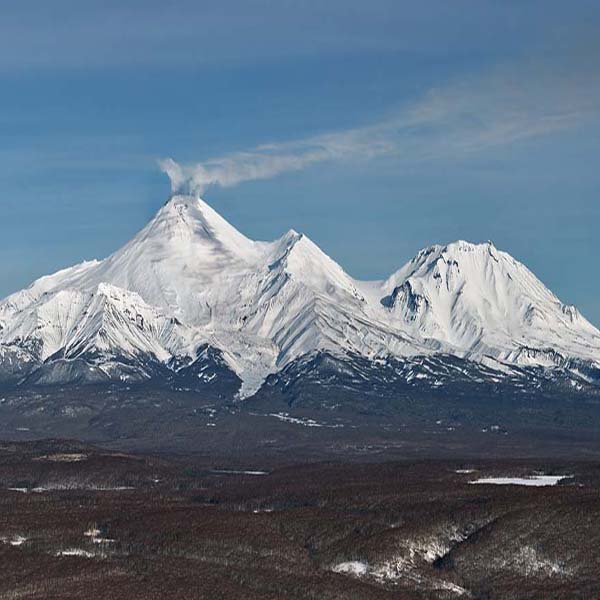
[161, 60, 600, 195]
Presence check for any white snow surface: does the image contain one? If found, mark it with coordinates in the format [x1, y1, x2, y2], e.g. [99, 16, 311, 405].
[469, 475, 570, 487]
[332, 561, 369, 576]
[55, 548, 96, 558]
[1, 195, 599, 397]
[1, 535, 27, 546]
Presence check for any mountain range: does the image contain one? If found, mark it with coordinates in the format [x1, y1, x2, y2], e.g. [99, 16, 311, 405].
[1, 195, 599, 402]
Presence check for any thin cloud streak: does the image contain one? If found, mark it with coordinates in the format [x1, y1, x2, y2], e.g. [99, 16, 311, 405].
[161, 63, 600, 195]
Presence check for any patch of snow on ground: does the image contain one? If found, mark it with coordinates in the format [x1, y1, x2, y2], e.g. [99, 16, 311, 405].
[210, 469, 268, 476]
[371, 556, 469, 596]
[332, 561, 369, 576]
[84, 527, 115, 545]
[268, 412, 343, 428]
[35, 453, 88, 462]
[370, 554, 469, 596]
[469, 475, 571, 487]
[332, 527, 473, 596]
[1, 535, 27, 546]
[508, 545, 569, 577]
[436, 581, 471, 596]
[55, 549, 95, 558]
[6, 484, 136, 493]
[269, 413, 324, 427]
[84, 527, 101, 538]
[361, 525, 483, 596]
[91, 537, 115, 544]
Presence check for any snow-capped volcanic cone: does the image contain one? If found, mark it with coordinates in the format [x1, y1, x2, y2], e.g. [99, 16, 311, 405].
[0, 195, 598, 396]
[379, 240, 600, 368]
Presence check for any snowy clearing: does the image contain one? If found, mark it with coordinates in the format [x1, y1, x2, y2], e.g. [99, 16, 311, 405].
[55, 549, 96, 558]
[34, 453, 88, 462]
[210, 469, 268, 476]
[267, 412, 343, 428]
[5, 485, 135, 493]
[1, 535, 27, 546]
[469, 475, 571, 487]
[332, 561, 369, 576]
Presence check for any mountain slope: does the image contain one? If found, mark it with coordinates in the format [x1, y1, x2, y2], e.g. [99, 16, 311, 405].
[1, 195, 598, 398]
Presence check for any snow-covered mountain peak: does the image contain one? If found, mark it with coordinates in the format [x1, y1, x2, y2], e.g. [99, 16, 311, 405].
[144, 194, 259, 262]
[1, 197, 599, 395]
[266, 229, 364, 302]
[380, 238, 600, 363]
[388, 239, 527, 289]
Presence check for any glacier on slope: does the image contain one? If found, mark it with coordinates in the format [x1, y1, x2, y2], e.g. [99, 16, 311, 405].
[0, 195, 599, 397]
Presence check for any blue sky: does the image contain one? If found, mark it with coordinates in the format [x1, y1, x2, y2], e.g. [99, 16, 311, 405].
[1, 1, 600, 324]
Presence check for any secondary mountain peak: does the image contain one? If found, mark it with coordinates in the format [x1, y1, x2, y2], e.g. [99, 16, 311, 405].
[380, 238, 600, 364]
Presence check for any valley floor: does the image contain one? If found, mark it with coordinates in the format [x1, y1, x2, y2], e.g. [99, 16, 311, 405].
[1, 384, 600, 461]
